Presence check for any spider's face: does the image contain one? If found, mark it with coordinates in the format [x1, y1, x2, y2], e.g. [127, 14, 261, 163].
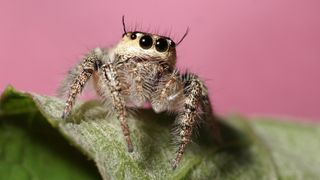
[114, 32, 177, 66]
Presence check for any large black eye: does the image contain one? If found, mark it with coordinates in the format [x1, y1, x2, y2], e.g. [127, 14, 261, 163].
[130, 32, 137, 40]
[155, 38, 169, 52]
[139, 35, 153, 49]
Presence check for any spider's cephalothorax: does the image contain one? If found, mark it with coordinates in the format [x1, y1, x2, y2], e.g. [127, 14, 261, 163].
[60, 18, 217, 169]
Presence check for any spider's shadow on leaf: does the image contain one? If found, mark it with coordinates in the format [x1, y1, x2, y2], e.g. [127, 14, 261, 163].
[200, 116, 253, 175]
[132, 108, 254, 174]
[67, 100, 108, 123]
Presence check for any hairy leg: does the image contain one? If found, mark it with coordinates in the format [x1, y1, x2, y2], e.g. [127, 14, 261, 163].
[60, 48, 103, 118]
[127, 62, 149, 107]
[151, 70, 180, 113]
[171, 73, 204, 169]
[150, 70, 213, 169]
[101, 62, 133, 152]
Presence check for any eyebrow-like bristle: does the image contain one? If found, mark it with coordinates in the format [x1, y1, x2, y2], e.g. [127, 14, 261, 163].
[127, 31, 174, 43]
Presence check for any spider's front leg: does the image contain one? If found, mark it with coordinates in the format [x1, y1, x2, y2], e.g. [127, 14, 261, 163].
[172, 73, 211, 169]
[100, 62, 133, 152]
[61, 48, 103, 118]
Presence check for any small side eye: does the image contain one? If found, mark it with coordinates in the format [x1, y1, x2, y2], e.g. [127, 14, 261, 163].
[139, 35, 153, 49]
[155, 38, 169, 52]
[170, 41, 176, 48]
[130, 32, 137, 40]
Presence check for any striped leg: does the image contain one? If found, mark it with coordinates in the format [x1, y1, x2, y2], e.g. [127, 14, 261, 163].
[151, 70, 180, 113]
[172, 73, 203, 169]
[61, 48, 103, 118]
[101, 63, 133, 152]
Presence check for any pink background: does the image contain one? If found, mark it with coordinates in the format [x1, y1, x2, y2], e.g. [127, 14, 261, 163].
[1, 0, 319, 120]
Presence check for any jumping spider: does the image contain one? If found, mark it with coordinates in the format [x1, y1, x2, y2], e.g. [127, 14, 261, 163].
[60, 17, 217, 169]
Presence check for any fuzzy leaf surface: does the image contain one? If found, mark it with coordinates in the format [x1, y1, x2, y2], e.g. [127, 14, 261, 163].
[1, 86, 320, 180]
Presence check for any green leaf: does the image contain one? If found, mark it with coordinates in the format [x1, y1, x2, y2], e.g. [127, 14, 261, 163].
[0, 86, 101, 180]
[1, 86, 320, 180]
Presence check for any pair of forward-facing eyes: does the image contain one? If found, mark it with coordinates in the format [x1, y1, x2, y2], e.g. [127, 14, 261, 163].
[123, 32, 176, 52]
